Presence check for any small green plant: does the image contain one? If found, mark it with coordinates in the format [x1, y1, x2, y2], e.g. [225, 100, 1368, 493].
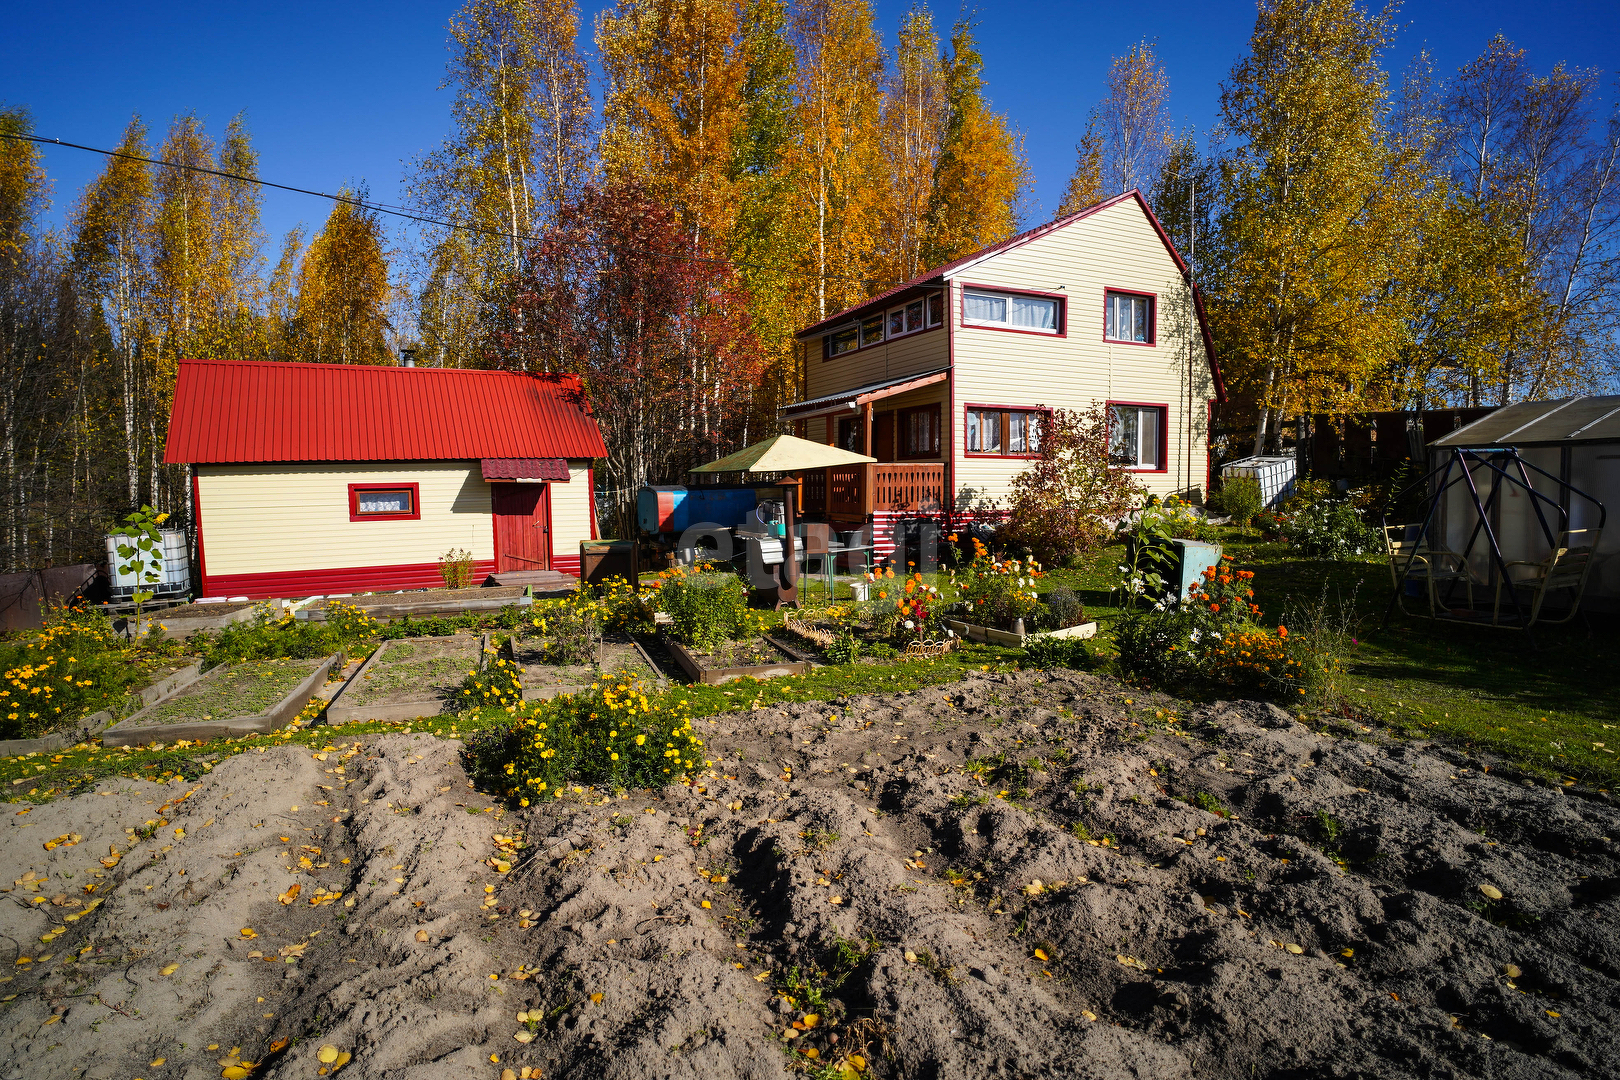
[1187, 791, 1230, 817]
[438, 547, 476, 589]
[1216, 476, 1264, 529]
[110, 506, 169, 638]
[950, 793, 990, 809]
[1068, 820, 1093, 841]
[802, 827, 841, 851]
[657, 568, 749, 648]
[1021, 635, 1094, 670]
[823, 629, 861, 665]
[1315, 809, 1342, 847]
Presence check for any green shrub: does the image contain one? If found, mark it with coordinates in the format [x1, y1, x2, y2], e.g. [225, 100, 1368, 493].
[0, 605, 172, 738]
[823, 629, 861, 665]
[439, 547, 476, 589]
[462, 678, 709, 804]
[657, 569, 750, 647]
[522, 594, 602, 665]
[1022, 635, 1095, 670]
[1288, 500, 1380, 559]
[1040, 587, 1086, 630]
[1216, 476, 1263, 528]
[201, 601, 378, 668]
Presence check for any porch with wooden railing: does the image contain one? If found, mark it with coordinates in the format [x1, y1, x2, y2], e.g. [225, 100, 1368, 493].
[796, 463, 945, 521]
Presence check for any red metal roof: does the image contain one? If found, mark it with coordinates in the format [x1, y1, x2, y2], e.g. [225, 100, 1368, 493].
[481, 458, 571, 481]
[165, 360, 609, 464]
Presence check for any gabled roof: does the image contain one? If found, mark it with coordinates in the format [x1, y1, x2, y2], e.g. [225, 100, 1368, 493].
[791, 190, 1225, 402]
[165, 359, 608, 465]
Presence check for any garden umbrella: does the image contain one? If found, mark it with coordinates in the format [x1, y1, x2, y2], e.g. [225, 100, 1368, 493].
[688, 434, 875, 474]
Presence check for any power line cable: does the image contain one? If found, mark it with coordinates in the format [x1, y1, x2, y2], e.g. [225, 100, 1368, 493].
[2, 130, 895, 291]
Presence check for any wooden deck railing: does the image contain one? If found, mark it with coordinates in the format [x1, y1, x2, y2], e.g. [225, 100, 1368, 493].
[794, 463, 945, 520]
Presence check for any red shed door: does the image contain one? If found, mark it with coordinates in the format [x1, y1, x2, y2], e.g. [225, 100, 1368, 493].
[492, 483, 551, 572]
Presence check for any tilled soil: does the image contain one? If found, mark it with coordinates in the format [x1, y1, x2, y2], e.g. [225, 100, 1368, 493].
[1, 668, 1617, 1079]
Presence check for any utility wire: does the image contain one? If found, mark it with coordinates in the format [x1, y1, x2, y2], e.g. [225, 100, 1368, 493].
[3, 131, 894, 290]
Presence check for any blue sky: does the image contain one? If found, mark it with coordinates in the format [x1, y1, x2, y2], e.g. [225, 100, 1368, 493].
[4, 0, 1616, 253]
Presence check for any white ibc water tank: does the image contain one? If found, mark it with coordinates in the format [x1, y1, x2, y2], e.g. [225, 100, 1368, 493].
[106, 528, 191, 598]
[1221, 456, 1298, 509]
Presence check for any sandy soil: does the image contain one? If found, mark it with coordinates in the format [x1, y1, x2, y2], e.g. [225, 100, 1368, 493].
[1, 669, 1616, 1080]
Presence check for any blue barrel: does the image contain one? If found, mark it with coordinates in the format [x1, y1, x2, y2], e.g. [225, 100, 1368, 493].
[637, 486, 759, 535]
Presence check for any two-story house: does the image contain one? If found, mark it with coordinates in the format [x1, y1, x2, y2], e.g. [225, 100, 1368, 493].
[782, 189, 1225, 555]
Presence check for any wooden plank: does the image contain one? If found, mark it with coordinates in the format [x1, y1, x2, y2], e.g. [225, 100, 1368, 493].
[662, 635, 812, 686]
[102, 654, 341, 747]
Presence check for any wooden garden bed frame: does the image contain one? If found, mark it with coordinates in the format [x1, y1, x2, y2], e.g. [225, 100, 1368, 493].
[943, 619, 1098, 649]
[662, 635, 812, 686]
[325, 634, 491, 724]
[102, 655, 342, 747]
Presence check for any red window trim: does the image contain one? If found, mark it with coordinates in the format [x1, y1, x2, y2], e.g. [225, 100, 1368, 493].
[1102, 287, 1158, 347]
[897, 403, 942, 459]
[1106, 401, 1169, 474]
[348, 482, 421, 522]
[962, 403, 1052, 459]
[957, 281, 1068, 338]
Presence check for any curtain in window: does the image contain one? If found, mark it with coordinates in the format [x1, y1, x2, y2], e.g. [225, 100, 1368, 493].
[967, 409, 1001, 452]
[1109, 405, 1138, 465]
[1007, 411, 1029, 453]
[1010, 295, 1057, 330]
[359, 490, 411, 514]
[964, 291, 1006, 323]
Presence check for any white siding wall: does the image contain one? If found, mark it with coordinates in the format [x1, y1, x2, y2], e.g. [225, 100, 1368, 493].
[948, 200, 1213, 506]
[550, 462, 597, 572]
[197, 463, 493, 576]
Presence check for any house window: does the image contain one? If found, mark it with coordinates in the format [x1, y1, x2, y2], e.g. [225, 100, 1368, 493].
[905, 299, 924, 333]
[860, 314, 884, 347]
[349, 483, 421, 521]
[887, 309, 905, 337]
[1105, 290, 1154, 344]
[962, 288, 1060, 333]
[926, 292, 944, 326]
[826, 325, 858, 358]
[966, 408, 1045, 455]
[835, 416, 863, 452]
[1108, 404, 1166, 470]
[899, 404, 940, 458]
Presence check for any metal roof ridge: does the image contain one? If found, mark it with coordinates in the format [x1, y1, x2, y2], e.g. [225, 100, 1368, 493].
[1566, 403, 1620, 439]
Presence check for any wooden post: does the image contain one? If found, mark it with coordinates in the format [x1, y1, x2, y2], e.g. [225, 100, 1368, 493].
[862, 400, 873, 456]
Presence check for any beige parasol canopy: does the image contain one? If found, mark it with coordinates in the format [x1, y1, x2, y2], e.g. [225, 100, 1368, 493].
[689, 434, 876, 474]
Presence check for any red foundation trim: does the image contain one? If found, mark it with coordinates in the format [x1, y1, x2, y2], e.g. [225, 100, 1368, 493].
[202, 560, 500, 600]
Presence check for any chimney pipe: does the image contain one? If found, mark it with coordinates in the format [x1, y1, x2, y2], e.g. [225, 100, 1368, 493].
[399, 349, 416, 368]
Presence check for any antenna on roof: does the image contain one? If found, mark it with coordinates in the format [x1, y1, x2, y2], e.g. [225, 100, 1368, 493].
[399, 349, 416, 368]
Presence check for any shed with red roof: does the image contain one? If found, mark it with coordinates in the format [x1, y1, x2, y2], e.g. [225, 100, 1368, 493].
[164, 359, 607, 598]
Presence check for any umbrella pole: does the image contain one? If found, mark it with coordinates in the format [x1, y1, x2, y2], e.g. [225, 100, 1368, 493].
[782, 484, 800, 609]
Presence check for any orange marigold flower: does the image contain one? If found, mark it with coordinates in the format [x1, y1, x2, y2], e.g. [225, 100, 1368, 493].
[1277, 626, 1288, 638]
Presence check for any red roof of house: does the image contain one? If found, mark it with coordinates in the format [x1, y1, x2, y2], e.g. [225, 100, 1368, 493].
[165, 359, 608, 464]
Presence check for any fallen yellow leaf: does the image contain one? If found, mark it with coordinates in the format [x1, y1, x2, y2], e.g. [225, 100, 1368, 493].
[223, 1068, 250, 1080]
[318, 1045, 340, 1064]
[1033, 948, 1049, 962]
[279, 883, 301, 905]
[160, 962, 179, 976]
[150, 1058, 166, 1067]
[590, 992, 604, 1003]
[802, 1013, 820, 1029]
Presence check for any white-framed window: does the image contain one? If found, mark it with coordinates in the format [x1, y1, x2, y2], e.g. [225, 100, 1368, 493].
[926, 292, 944, 326]
[1105, 290, 1154, 344]
[1109, 404, 1165, 470]
[966, 407, 1045, 455]
[962, 288, 1061, 333]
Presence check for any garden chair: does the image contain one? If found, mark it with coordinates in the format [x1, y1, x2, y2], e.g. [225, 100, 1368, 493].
[1491, 528, 1601, 629]
[1384, 525, 1479, 618]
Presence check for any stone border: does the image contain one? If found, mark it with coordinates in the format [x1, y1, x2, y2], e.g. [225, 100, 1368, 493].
[100, 654, 342, 747]
[0, 661, 205, 758]
[324, 634, 491, 724]
[662, 634, 812, 686]
[944, 619, 1098, 648]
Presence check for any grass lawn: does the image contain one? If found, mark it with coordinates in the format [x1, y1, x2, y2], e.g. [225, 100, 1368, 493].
[1034, 530, 1620, 790]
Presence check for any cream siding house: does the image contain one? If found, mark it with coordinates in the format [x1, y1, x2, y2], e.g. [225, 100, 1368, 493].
[165, 360, 608, 599]
[784, 191, 1223, 548]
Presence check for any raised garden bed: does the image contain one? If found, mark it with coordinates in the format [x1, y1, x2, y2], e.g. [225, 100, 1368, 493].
[0, 659, 206, 757]
[303, 586, 531, 622]
[508, 636, 660, 701]
[325, 634, 489, 724]
[944, 619, 1098, 648]
[145, 600, 280, 638]
[102, 654, 339, 747]
[662, 635, 812, 686]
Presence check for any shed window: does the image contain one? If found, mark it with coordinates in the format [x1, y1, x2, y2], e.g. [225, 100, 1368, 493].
[349, 483, 421, 521]
[963, 288, 1060, 333]
[1105, 291, 1154, 344]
